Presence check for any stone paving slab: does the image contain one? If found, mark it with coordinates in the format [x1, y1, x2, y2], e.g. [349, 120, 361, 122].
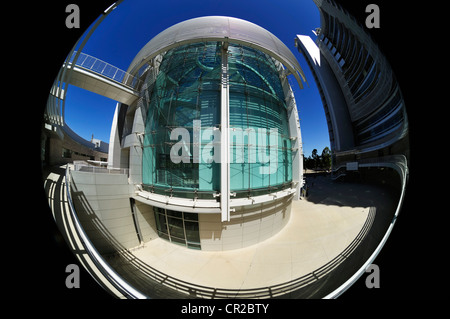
[131, 177, 373, 291]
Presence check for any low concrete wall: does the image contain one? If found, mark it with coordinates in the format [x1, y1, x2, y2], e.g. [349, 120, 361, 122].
[199, 196, 292, 251]
[70, 171, 140, 255]
[133, 200, 158, 243]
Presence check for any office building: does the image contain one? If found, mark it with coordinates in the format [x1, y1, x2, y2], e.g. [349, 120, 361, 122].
[296, 0, 409, 177]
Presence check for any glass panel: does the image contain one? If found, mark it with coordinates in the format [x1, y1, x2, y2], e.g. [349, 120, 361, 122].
[184, 221, 200, 244]
[228, 43, 292, 196]
[143, 41, 293, 198]
[143, 42, 221, 194]
[167, 216, 185, 240]
[170, 236, 186, 246]
[154, 206, 165, 214]
[184, 212, 198, 221]
[187, 243, 201, 250]
[154, 209, 169, 237]
[159, 232, 170, 241]
[166, 209, 182, 218]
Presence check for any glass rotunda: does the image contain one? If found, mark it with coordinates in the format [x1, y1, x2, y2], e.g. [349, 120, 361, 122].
[142, 42, 293, 199]
[108, 16, 305, 250]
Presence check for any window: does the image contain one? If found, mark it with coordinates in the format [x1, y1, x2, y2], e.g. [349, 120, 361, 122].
[153, 207, 201, 250]
[62, 148, 72, 158]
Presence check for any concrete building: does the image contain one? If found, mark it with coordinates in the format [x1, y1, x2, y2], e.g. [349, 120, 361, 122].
[105, 16, 306, 251]
[295, 0, 409, 178]
[41, 123, 108, 167]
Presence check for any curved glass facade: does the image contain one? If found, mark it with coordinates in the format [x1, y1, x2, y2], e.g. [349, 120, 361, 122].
[142, 42, 292, 199]
[142, 42, 222, 198]
[228, 44, 292, 197]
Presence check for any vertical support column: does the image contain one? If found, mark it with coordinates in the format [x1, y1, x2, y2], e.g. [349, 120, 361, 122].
[108, 103, 121, 169]
[282, 73, 304, 200]
[220, 40, 230, 222]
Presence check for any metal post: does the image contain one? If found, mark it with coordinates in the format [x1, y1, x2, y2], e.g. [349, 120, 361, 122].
[220, 40, 230, 222]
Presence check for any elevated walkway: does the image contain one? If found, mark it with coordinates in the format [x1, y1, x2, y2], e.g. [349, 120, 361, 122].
[45, 51, 141, 128]
[64, 52, 141, 105]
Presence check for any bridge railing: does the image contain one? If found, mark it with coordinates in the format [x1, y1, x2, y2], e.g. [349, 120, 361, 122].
[68, 51, 143, 90]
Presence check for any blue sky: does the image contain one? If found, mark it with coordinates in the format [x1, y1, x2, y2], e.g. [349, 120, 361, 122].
[64, 0, 329, 157]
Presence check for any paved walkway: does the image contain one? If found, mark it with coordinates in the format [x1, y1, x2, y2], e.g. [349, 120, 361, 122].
[125, 175, 390, 295]
[45, 165, 396, 298]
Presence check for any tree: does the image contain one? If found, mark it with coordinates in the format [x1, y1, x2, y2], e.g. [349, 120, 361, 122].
[321, 146, 331, 170]
[311, 148, 319, 169]
[304, 147, 332, 171]
[304, 156, 314, 169]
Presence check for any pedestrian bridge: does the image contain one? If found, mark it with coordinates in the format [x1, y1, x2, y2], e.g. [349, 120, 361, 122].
[64, 51, 141, 105]
[45, 51, 141, 127]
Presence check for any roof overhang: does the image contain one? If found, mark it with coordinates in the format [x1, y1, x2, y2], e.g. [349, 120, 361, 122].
[127, 16, 307, 89]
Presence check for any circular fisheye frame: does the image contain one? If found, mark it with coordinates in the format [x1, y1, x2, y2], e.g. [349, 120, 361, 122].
[42, 0, 409, 299]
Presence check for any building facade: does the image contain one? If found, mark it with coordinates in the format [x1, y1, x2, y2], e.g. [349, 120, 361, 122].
[107, 16, 306, 251]
[296, 0, 409, 177]
[41, 123, 109, 167]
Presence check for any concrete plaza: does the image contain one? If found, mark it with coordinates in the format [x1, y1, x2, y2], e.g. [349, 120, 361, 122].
[108, 173, 397, 298]
[44, 165, 398, 298]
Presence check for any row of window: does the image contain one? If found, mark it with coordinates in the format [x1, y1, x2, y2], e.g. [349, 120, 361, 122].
[319, 7, 406, 147]
[153, 207, 201, 250]
[321, 13, 379, 102]
[355, 84, 404, 144]
[62, 147, 107, 161]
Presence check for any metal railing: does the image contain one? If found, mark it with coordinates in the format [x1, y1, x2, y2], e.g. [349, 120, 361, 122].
[325, 154, 409, 298]
[73, 161, 129, 176]
[357, 154, 408, 180]
[45, 50, 141, 128]
[67, 51, 143, 90]
[64, 160, 387, 299]
[64, 154, 408, 299]
[109, 204, 377, 299]
[64, 166, 147, 299]
[332, 154, 408, 182]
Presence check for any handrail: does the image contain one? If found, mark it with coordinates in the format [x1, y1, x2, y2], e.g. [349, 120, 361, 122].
[67, 51, 143, 90]
[64, 165, 147, 299]
[73, 162, 129, 176]
[109, 204, 377, 299]
[65, 160, 378, 298]
[44, 1, 125, 127]
[64, 155, 408, 299]
[332, 155, 408, 180]
[324, 154, 409, 298]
